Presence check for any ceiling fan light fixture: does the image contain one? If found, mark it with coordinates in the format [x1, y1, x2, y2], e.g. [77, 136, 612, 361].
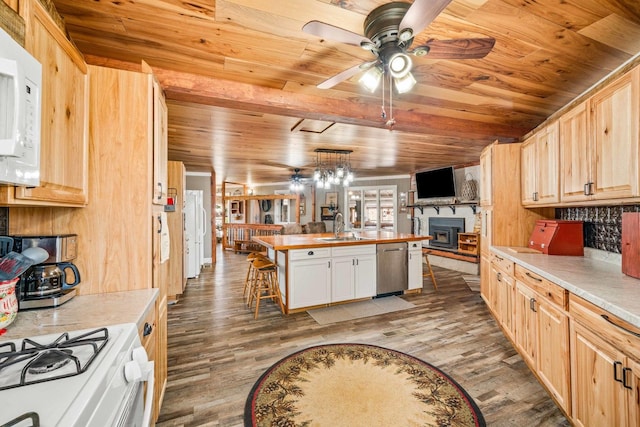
[394, 72, 417, 94]
[398, 28, 413, 42]
[359, 66, 382, 92]
[388, 52, 412, 78]
[360, 40, 377, 51]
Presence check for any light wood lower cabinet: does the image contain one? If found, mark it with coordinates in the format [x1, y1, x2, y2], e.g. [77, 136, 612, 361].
[489, 253, 514, 340]
[570, 295, 640, 427]
[514, 265, 570, 414]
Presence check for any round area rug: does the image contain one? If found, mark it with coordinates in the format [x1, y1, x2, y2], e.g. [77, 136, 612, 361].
[245, 343, 485, 427]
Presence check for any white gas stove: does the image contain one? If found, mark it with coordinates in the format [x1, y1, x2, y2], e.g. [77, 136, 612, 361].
[0, 323, 154, 427]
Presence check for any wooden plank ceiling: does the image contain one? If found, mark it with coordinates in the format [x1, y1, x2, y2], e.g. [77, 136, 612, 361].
[50, 0, 640, 185]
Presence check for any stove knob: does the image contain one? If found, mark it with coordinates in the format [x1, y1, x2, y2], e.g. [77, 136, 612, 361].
[132, 346, 149, 364]
[124, 360, 143, 382]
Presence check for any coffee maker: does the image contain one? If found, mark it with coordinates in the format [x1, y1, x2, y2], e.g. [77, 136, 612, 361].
[12, 234, 81, 309]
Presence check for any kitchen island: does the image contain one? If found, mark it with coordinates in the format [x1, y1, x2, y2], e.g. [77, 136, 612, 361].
[252, 231, 430, 313]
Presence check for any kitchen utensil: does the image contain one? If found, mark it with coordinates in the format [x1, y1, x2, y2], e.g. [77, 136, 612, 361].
[0, 252, 38, 281]
[21, 247, 49, 264]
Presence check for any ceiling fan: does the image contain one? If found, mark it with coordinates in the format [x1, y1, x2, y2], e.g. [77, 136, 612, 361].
[302, 0, 495, 91]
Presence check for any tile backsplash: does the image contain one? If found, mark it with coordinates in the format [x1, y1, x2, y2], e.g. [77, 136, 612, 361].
[556, 205, 640, 253]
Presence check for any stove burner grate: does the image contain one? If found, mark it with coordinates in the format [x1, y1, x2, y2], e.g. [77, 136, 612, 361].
[0, 327, 109, 390]
[27, 349, 73, 374]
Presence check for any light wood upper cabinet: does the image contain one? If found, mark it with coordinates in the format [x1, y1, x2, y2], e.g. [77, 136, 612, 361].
[590, 66, 639, 201]
[559, 101, 590, 202]
[560, 65, 639, 203]
[521, 122, 560, 206]
[0, 0, 88, 206]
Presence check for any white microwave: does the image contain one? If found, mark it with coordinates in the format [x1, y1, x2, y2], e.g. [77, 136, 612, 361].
[0, 28, 41, 186]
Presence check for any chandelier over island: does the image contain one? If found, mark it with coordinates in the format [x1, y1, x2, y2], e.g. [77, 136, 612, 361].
[313, 148, 354, 189]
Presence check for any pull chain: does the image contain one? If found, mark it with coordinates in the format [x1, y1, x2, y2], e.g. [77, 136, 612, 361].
[380, 69, 387, 120]
[386, 73, 396, 129]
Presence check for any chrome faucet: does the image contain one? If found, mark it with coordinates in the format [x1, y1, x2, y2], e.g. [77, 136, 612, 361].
[334, 212, 344, 238]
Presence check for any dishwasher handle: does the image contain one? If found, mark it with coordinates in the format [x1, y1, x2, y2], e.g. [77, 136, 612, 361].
[381, 247, 405, 252]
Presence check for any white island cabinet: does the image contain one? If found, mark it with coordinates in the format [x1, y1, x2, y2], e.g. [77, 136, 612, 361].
[331, 245, 377, 302]
[408, 241, 423, 290]
[287, 248, 332, 309]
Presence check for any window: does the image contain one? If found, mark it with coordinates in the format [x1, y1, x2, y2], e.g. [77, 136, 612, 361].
[345, 185, 397, 232]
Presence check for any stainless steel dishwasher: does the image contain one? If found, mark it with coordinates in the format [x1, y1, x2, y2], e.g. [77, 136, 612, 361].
[376, 242, 408, 295]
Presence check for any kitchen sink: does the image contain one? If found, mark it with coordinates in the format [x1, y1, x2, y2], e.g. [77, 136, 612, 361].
[316, 236, 374, 242]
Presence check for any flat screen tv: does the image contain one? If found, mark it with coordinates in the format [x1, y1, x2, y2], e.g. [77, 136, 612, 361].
[415, 167, 456, 199]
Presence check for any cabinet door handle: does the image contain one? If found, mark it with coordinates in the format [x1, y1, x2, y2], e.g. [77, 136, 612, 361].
[495, 255, 504, 261]
[352, 259, 355, 266]
[143, 322, 153, 337]
[157, 182, 163, 200]
[529, 297, 537, 312]
[497, 272, 502, 282]
[525, 272, 543, 282]
[533, 191, 539, 201]
[584, 183, 590, 196]
[601, 314, 640, 338]
[328, 261, 331, 268]
[307, 251, 314, 256]
[157, 215, 162, 234]
[623, 367, 633, 390]
[614, 361, 623, 383]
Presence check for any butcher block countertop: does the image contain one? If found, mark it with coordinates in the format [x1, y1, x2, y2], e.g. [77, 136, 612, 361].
[0, 288, 159, 341]
[492, 246, 640, 329]
[252, 231, 430, 251]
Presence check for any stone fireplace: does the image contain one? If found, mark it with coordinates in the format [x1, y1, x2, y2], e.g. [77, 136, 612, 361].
[428, 217, 465, 250]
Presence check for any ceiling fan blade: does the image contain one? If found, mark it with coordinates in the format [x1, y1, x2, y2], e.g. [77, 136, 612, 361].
[317, 61, 378, 89]
[303, 20, 372, 47]
[416, 38, 496, 59]
[399, 0, 453, 38]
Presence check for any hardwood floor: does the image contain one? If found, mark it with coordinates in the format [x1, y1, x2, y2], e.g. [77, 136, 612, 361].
[156, 246, 570, 427]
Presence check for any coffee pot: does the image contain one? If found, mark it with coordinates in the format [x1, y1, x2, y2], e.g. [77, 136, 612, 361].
[22, 263, 81, 299]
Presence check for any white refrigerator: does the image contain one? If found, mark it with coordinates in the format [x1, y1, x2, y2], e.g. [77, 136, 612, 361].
[185, 190, 206, 278]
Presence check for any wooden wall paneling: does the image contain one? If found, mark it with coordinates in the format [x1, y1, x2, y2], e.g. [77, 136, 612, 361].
[66, 65, 154, 295]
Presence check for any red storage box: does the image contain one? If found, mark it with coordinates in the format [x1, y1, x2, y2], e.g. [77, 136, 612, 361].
[622, 212, 640, 279]
[528, 220, 584, 256]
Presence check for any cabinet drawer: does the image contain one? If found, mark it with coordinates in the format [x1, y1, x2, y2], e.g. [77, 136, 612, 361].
[408, 241, 422, 250]
[570, 294, 640, 361]
[332, 244, 376, 257]
[515, 265, 567, 309]
[289, 247, 331, 260]
[491, 252, 514, 275]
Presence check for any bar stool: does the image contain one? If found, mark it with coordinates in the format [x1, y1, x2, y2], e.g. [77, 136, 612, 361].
[422, 249, 438, 290]
[248, 257, 284, 319]
[243, 252, 264, 302]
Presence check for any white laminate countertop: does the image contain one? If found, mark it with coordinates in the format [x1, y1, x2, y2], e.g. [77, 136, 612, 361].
[0, 288, 159, 341]
[492, 246, 640, 328]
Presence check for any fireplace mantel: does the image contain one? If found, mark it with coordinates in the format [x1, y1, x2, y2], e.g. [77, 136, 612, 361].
[409, 200, 479, 215]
